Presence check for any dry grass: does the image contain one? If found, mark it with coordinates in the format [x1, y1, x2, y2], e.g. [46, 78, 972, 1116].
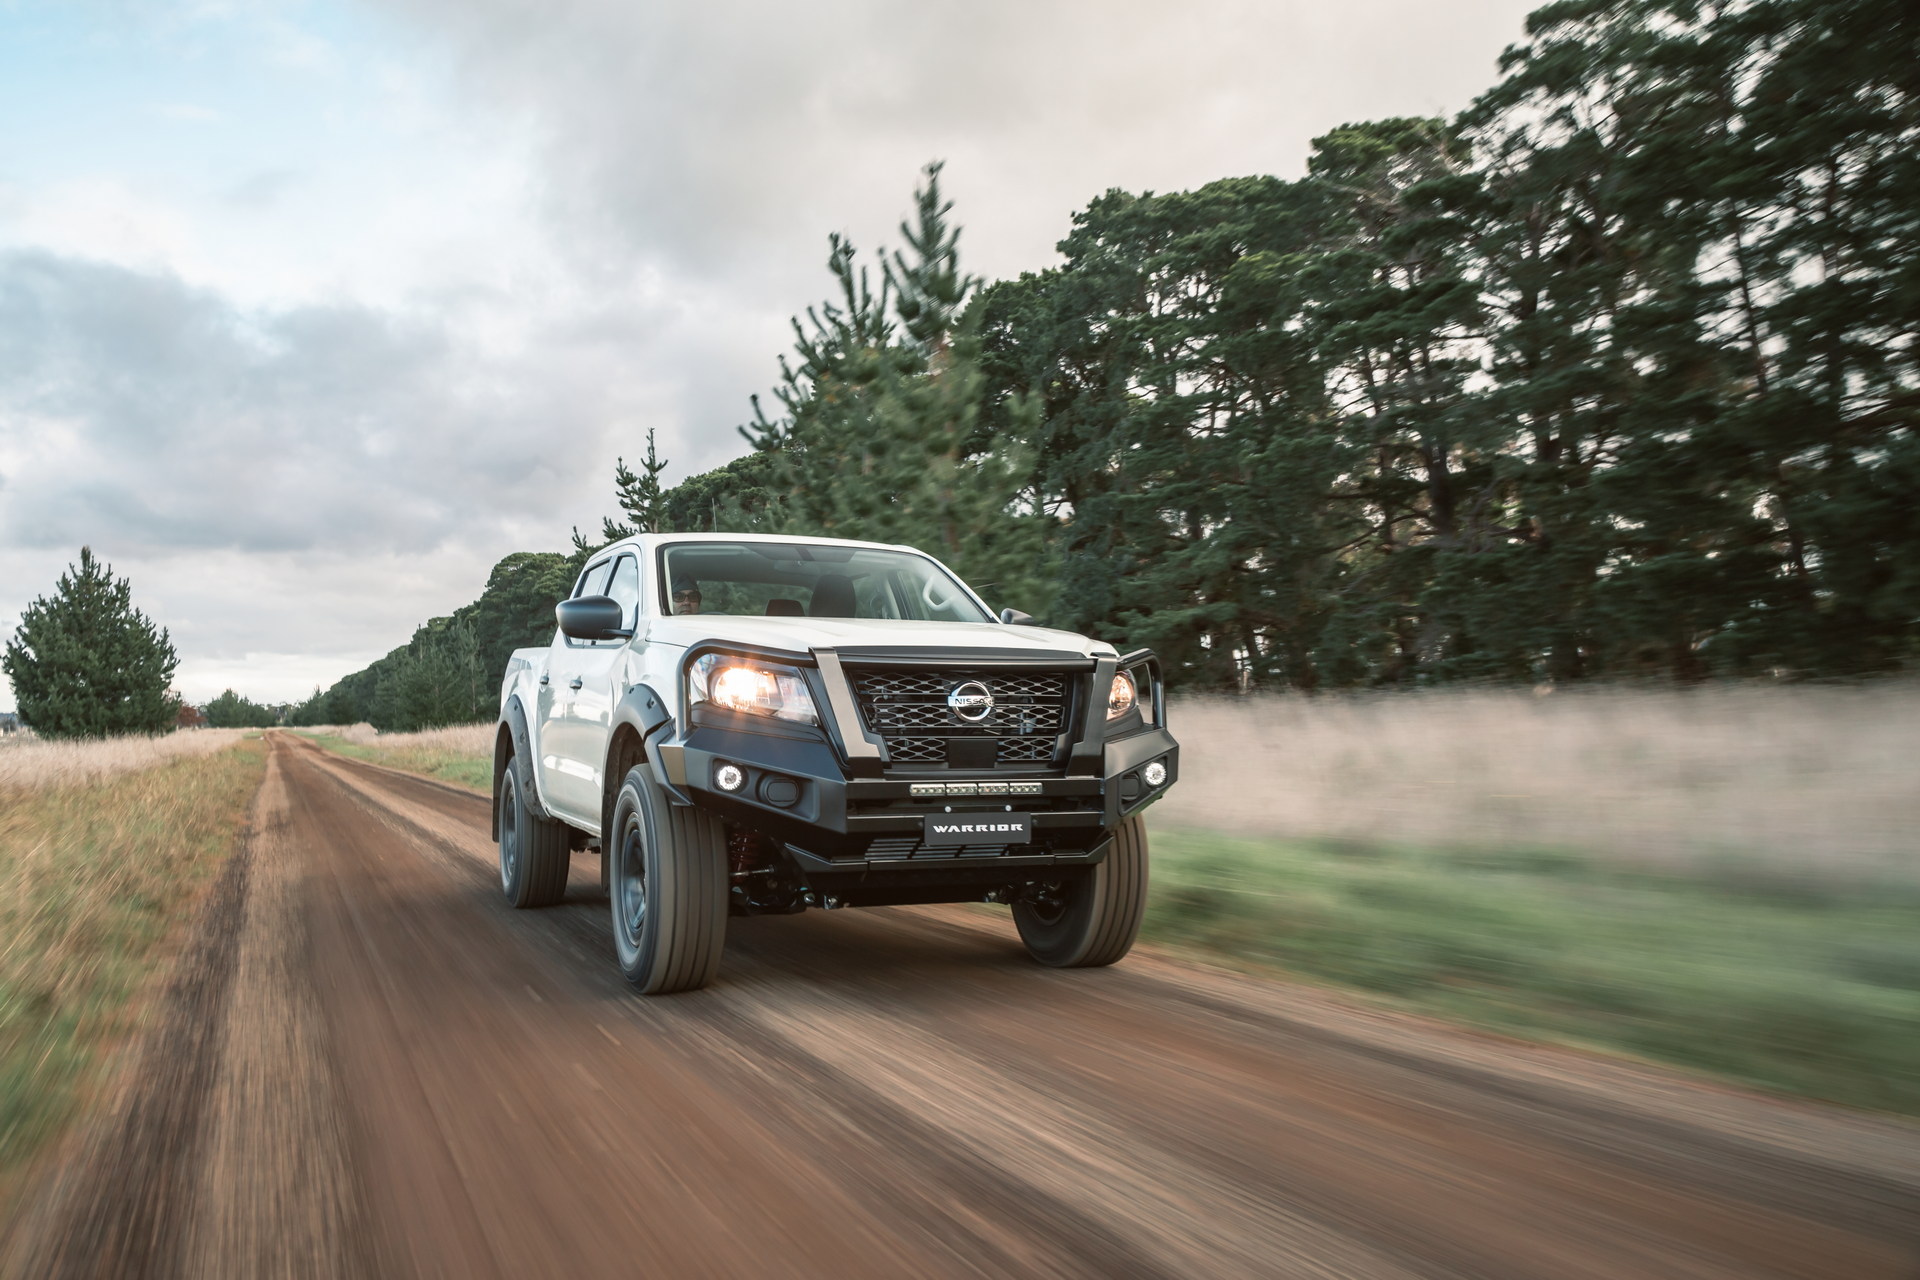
[0, 738, 266, 1185]
[0, 729, 252, 793]
[301, 723, 494, 792]
[332, 722, 493, 754]
[1156, 683, 1920, 887]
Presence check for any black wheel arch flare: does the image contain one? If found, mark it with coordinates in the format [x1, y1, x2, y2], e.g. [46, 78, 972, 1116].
[495, 695, 553, 840]
[603, 682, 676, 836]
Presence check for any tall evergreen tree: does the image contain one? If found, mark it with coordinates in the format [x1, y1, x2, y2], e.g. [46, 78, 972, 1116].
[602, 429, 671, 540]
[887, 161, 975, 355]
[748, 164, 1055, 614]
[2, 547, 180, 738]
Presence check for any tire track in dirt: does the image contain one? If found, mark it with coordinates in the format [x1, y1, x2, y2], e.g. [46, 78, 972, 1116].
[17, 846, 252, 1280]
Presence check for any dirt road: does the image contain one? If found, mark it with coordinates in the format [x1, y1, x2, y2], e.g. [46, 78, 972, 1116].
[7, 732, 1918, 1278]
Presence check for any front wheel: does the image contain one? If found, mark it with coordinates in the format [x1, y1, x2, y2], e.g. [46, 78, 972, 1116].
[499, 753, 570, 908]
[1013, 814, 1148, 968]
[608, 765, 729, 994]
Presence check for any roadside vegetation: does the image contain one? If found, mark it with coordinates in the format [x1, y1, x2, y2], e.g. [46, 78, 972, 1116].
[1146, 830, 1919, 1114]
[300, 723, 492, 792]
[1157, 684, 1920, 889]
[0, 728, 253, 792]
[1148, 684, 1920, 1113]
[0, 733, 264, 1192]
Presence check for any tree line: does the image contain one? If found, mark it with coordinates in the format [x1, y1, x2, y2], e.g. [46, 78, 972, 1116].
[302, 0, 1915, 729]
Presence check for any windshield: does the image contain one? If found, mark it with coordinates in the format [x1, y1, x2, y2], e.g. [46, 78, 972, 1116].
[658, 541, 992, 623]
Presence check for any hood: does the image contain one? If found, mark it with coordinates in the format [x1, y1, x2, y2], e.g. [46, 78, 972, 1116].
[641, 615, 1114, 661]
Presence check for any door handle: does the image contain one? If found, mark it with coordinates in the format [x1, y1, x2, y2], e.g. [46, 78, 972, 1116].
[569, 677, 584, 690]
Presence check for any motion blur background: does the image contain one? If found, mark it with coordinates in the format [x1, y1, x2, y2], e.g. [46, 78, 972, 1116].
[1, 4, 1917, 1271]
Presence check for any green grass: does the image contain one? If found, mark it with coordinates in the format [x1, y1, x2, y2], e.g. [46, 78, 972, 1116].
[0, 741, 266, 1192]
[302, 734, 492, 792]
[1144, 826, 1920, 1114]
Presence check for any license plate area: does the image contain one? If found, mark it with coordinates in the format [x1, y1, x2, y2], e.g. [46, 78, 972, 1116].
[922, 811, 1033, 847]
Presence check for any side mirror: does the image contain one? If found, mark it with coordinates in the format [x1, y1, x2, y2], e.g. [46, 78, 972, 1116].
[999, 607, 1035, 626]
[556, 595, 630, 641]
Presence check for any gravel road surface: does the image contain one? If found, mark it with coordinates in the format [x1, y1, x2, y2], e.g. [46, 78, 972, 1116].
[6, 731, 1917, 1279]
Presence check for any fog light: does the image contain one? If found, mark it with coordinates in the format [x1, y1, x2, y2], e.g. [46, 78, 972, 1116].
[1143, 760, 1168, 788]
[715, 763, 746, 792]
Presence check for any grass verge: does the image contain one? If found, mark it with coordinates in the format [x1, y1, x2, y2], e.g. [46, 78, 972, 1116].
[1145, 826, 1920, 1115]
[301, 732, 491, 792]
[0, 739, 266, 1190]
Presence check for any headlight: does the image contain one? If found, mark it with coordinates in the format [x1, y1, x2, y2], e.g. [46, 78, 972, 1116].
[1106, 671, 1137, 720]
[688, 654, 819, 726]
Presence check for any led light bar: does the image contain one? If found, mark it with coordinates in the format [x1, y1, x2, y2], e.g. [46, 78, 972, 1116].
[909, 781, 1043, 799]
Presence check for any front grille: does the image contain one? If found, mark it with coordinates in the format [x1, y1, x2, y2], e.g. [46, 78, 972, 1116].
[850, 668, 1073, 770]
[865, 835, 1044, 859]
[885, 736, 949, 764]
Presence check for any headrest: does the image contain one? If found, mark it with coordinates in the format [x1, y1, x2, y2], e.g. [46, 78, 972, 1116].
[765, 598, 803, 616]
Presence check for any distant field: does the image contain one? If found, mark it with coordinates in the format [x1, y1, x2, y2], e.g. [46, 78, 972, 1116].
[0, 727, 253, 791]
[309, 685, 1920, 1111]
[298, 723, 492, 792]
[1157, 683, 1920, 889]
[0, 733, 264, 1191]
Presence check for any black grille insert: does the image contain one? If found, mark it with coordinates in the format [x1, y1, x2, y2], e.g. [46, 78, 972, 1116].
[850, 668, 1073, 769]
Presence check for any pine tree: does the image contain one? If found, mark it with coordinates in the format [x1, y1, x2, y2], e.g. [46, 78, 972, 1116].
[887, 161, 975, 355]
[604, 429, 671, 540]
[374, 616, 484, 731]
[3, 547, 180, 738]
[752, 164, 1054, 614]
[203, 689, 277, 728]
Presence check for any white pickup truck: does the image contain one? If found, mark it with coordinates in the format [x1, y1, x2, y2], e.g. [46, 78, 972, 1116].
[493, 533, 1179, 993]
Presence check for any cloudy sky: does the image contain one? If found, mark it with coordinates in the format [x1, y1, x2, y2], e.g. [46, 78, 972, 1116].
[0, 0, 1538, 706]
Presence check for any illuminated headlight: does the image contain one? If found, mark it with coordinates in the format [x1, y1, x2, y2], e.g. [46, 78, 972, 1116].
[688, 654, 819, 726]
[714, 763, 746, 792]
[1143, 760, 1167, 788]
[1106, 671, 1137, 720]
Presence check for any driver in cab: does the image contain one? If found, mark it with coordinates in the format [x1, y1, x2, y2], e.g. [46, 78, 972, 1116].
[671, 578, 703, 615]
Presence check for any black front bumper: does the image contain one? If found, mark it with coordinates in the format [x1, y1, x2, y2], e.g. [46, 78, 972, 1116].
[647, 646, 1178, 884]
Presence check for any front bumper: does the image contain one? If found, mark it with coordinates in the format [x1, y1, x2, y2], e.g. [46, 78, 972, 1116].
[651, 717, 1179, 877]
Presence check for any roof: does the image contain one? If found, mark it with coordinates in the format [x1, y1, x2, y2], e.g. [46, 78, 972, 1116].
[596, 531, 927, 557]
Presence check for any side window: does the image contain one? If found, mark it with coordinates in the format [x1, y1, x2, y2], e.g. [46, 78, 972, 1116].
[575, 560, 613, 600]
[606, 555, 641, 630]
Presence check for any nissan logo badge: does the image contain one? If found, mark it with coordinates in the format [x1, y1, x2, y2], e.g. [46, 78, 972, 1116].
[947, 680, 994, 723]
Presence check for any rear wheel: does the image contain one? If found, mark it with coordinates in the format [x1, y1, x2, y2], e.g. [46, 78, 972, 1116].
[499, 754, 571, 908]
[1014, 814, 1148, 968]
[609, 765, 729, 993]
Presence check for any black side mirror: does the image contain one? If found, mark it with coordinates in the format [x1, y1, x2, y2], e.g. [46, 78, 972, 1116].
[999, 607, 1035, 626]
[556, 595, 630, 641]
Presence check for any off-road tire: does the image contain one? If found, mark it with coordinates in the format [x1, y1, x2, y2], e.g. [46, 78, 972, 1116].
[609, 765, 728, 994]
[499, 752, 571, 908]
[1013, 813, 1148, 968]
